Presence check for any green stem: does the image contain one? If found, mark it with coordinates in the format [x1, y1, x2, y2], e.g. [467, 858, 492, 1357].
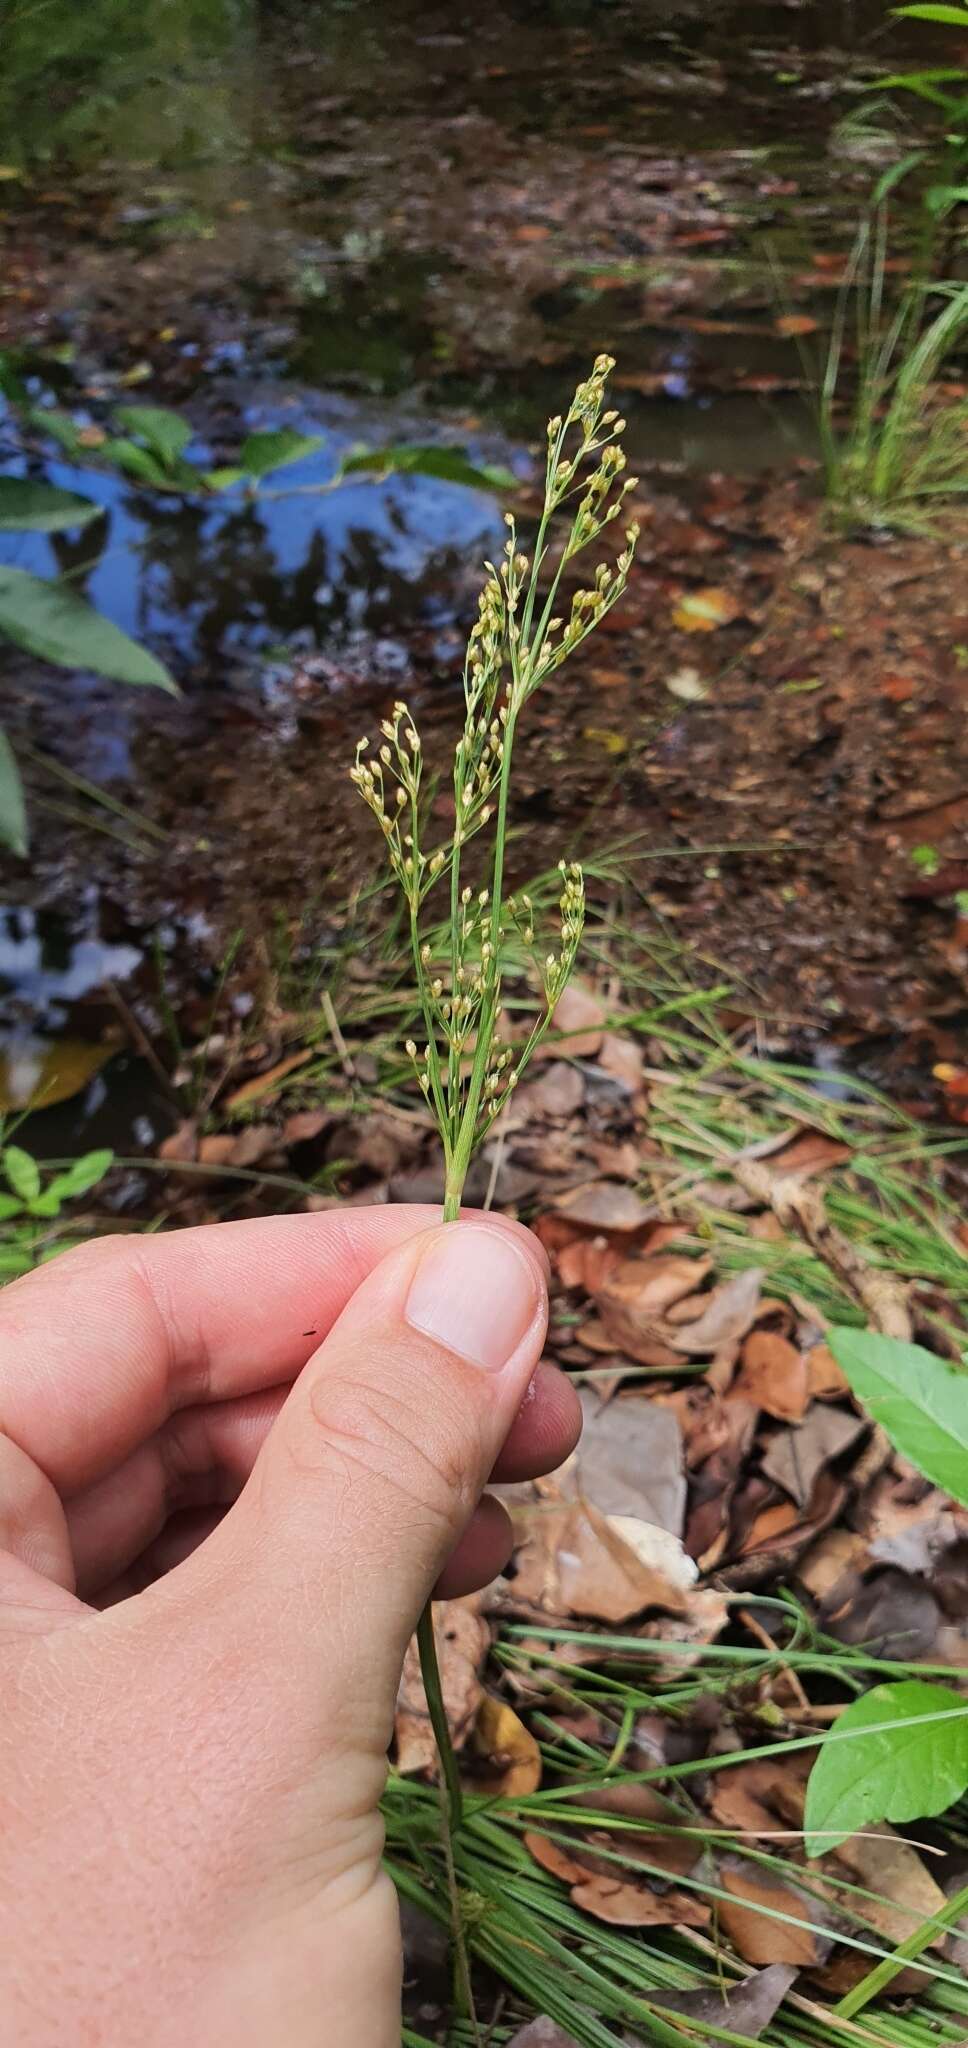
[414, 1182, 480, 2040]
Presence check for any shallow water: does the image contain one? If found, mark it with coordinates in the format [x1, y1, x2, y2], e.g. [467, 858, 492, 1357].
[0, 0, 951, 1144]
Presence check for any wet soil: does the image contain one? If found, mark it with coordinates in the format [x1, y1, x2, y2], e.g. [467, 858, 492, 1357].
[0, 0, 965, 1144]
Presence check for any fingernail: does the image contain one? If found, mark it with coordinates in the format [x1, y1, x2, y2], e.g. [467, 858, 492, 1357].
[405, 1225, 543, 1372]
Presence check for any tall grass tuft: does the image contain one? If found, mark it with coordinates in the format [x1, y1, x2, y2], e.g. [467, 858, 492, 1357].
[818, 209, 968, 532]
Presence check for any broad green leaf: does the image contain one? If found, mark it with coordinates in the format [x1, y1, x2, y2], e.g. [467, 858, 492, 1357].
[0, 728, 28, 857]
[238, 429, 323, 479]
[102, 438, 171, 487]
[804, 1680, 968, 1855]
[340, 443, 517, 492]
[28, 408, 85, 457]
[27, 1190, 61, 1218]
[114, 405, 193, 468]
[894, 4, 968, 22]
[0, 566, 178, 693]
[3, 1144, 40, 1203]
[0, 478, 101, 532]
[46, 1149, 113, 1202]
[203, 466, 245, 492]
[830, 1327, 968, 1505]
[0, 1192, 23, 1220]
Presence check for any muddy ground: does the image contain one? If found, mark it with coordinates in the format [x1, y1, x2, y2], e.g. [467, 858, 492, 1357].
[1, 0, 965, 1139]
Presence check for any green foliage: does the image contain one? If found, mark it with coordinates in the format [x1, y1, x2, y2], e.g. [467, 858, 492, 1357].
[0, 1143, 113, 1278]
[0, 0, 252, 171]
[896, 5, 968, 26]
[340, 443, 517, 492]
[0, 730, 28, 858]
[818, 211, 968, 532]
[234, 428, 325, 479]
[804, 1679, 968, 1854]
[885, 5, 968, 219]
[830, 1326, 968, 1503]
[0, 564, 177, 691]
[0, 477, 102, 531]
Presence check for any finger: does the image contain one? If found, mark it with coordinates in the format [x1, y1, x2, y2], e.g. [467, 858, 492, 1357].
[93, 1507, 228, 1608]
[491, 1359, 581, 1482]
[0, 1435, 75, 1590]
[66, 1390, 287, 1595]
[434, 1493, 512, 1598]
[66, 1356, 576, 1595]
[0, 1207, 547, 1493]
[175, 1217, 550, 1758]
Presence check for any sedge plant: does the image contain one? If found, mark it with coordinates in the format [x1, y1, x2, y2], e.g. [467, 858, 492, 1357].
[351, 355, 639, 2027]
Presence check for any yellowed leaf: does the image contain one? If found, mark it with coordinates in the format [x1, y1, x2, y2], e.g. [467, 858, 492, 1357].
[581, 726, 628, 755]
[0, 1034, 116, 1112]
[672, 586, 743, 632]
[470, 1693, 542, 1796]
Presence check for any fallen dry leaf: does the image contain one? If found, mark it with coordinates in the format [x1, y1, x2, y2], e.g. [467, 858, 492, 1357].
[556, 1235, 623, 1292]
[469, 1693, 542, 1796]
[596, 1252, 713, 1322]
[709, 1755, 809, 1838]
[159, 1117, 198, 1162]
[761, 1406, 866, 1507]
[507, 2022, 582, 2048]
[664, 1268, 764, 1356]
[764, 1129, 851, 1179]
[552, 1181, 654, 1232]
[734, 1331, 809, 1421]
[819, 1827, 948, 1995]
[573, 1388, 686, 1536]
[281, 1107, 330, 1144]
[652, 1963, 797, 2035]
[805, 1342, 850, 1401]
[524, 1830, 588, 1885]
[672, 585, 743, 632]
[570, 1873, 709, 1928]
[395, 1598, 489, 1774]
[509, 1496, 687, 1624]
[224, 1047, 313, 1108]
[596, 1032, 645, 1091]
[515, 1059, 586, 1119]
[547, 980, 607, 1056]
[775, 311, 819, 337]
[639, 1585, 731, 1677]
[719, 1861, 830, 1967]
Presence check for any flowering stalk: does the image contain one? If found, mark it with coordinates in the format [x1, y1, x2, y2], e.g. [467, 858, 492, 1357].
[351, 356, 638, 2025]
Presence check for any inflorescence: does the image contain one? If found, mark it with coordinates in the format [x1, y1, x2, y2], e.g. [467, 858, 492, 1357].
[351, 356, 638, 1207]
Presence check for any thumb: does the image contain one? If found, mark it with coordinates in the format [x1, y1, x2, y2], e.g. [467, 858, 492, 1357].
[190, 1216, 548, 1756]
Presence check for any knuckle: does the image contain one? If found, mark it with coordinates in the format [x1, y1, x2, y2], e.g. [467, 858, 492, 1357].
[300, 1369, 476, 1542]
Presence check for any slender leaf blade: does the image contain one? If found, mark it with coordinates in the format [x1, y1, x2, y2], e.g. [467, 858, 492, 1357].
[0, 477, 101, 532]
[0, 728, 28, 856]
[0, 566, 178, 693]
[894, 4, 968, 22]
[804, 1680, 968, 1855]
[830, 1327, 968, 1505]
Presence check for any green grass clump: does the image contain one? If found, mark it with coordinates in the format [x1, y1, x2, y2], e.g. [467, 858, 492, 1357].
[818, 209, 968, 533]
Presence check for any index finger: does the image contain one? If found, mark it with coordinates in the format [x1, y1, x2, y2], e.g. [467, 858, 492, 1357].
[0, 1207, 545, 1493]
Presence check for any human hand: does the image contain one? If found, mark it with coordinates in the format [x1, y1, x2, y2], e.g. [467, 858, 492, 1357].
[0, 1206, 578, 2046]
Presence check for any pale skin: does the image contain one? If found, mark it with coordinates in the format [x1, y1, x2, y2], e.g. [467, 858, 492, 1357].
[0, 1205, 580, 2046]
